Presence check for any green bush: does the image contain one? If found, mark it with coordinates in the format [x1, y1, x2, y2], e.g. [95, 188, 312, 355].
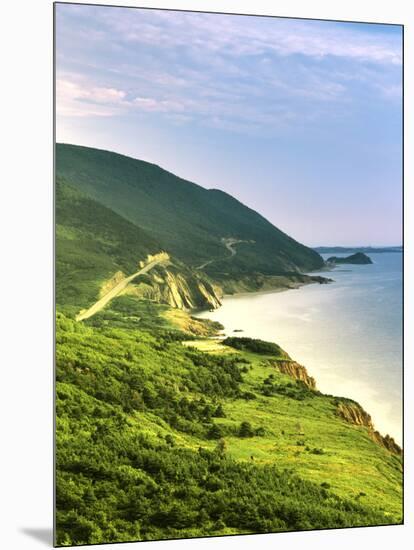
[223, 337, 286, 356]
[212, 404, 226, 418]
[207, 424, 223, 440]
[239, 421, 255, 438]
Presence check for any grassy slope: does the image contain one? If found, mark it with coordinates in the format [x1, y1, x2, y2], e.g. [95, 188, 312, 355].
[56, 179, 162, 312]
[55, 307, 402, 546]
[56, 143, 324, 278]
[211, 348, 402, 517]
[81, 294, 222, 338]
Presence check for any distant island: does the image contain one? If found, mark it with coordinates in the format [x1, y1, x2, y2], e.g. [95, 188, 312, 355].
[314, 246, 402, 254]
[327, 252, 373, 265]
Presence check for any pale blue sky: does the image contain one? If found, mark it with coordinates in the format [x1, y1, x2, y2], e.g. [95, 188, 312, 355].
[56, 4, 402, 246]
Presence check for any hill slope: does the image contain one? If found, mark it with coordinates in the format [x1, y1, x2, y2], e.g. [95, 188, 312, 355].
[56, 179, 222, 315]
[55, 314, 402, 546]
[56, 178, 161, 311]
[56, 144, 324, 280]
[55, 147, 402, 546]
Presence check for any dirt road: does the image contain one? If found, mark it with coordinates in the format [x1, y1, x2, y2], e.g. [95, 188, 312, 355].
[76, 256, 167, 322]
[196, 238, 253, 270]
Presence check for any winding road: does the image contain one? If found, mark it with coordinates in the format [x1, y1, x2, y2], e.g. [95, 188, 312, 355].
[196, 238, 253, 270]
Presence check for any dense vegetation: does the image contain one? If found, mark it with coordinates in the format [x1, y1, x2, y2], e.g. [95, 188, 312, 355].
[56, 314, 401, 546]
[56, 143, 324, 279]
[55, 145, 402, 546]
[222, 337, 288, 357]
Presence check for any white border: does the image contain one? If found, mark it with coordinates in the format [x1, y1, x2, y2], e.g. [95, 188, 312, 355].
[1, 1, 412, 549]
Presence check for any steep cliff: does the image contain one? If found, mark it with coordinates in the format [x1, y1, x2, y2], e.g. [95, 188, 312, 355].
[369, 431, 402, 455]
[335, 400, 402, 455]
[273, 360, 317, 390]
[125, 262, 222, 311]
[220, 272, 332, 295]
[336, 400, 374, 429]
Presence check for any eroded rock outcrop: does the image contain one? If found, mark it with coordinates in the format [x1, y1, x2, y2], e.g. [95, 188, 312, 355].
[274, 360, 316, 390]
[369, 431, 402, 455]
[335, 400, 402, 455]
[125, 264, 222, 311]
[336, 401, 374, 429]
[99, 270, 126, 298]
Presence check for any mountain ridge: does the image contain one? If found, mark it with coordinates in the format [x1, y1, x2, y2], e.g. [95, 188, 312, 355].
[56, 179, 222, 314]
[56, 143, 324, 281]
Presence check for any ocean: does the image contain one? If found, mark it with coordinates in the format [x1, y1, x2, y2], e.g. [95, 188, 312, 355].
[196, 252, 403, 444]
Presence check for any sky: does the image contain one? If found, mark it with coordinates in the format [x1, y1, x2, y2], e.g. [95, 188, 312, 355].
[55, 3, 403, 247]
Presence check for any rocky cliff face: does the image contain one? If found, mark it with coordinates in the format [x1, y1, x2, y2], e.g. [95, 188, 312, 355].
[274, 360, 316, 390]
[270, 366, 401, 456]
[369, 431, 402, 455]
[336, 401, 374, 429]
[125, 263, 222, 311]
[162, 309, 223, 337]
[335, 400, 402, 455]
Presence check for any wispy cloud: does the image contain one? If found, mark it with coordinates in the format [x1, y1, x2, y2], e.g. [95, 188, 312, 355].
[57, 76, 128, 117]
[134, 96, 185, 113]
[55, 5, 402, 133]
[97, 8, 402, 65]
[375, 83, 403, 100]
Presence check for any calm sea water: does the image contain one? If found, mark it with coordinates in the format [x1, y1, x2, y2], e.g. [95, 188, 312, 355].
[196, 252, 403, 444]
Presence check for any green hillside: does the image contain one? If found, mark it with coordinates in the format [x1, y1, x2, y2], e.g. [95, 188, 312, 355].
[56, 143, 324, 279]
[56, 179, 162, 312]
[55, 144, 402, 547]
[56, 179, 224, 316]
[56, 313, 402, 546]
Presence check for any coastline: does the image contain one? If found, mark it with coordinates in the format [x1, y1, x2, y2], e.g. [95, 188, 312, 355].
[218, 272, 333, 301]
[195, 261, 402, 447]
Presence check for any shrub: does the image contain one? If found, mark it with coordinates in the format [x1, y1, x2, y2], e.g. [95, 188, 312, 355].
[165, 434, 175, 447]
[222, 337, 285, 356]
[215, 438, 227, 456]
[207, 424, 223, 440]
[213, 404, 226, 418]
[240, 391, 256, 400]
[239, 421, 255, 438]
[310, 448, 325, 455]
